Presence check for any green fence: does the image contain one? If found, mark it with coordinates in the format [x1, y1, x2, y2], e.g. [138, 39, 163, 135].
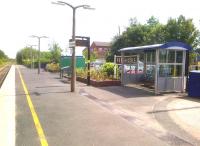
[60, 56, 86, 68]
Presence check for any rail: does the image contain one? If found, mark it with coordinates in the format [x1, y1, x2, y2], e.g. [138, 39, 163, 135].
[0, 65, 11, 88]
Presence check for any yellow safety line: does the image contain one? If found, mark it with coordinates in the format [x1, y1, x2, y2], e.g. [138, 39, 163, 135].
[17, 67, 48, 146]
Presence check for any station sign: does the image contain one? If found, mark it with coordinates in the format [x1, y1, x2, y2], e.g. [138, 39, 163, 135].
[69, 37, 89, 47]
[75, 39, 89, 47]
[116, 56, 137, 64]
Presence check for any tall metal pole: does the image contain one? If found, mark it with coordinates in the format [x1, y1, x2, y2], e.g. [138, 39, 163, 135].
[27, 44, 37, 70]
[87, 38, 90, 85]
[71, 8, 76, 92]
[38, 38, 41, 74]
[52, 1, 94, 92]
[30, 47, 33, 69]
[30, 35, 48, 74]
[33, 55, 35, 69]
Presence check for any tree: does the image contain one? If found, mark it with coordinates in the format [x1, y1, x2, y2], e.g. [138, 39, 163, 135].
[49, 43, 62, 63]
[147, 16, 159, 26]
[82, 48, 97, 62]
[0, 49, 8, 65]
[165, 15, 200, 48]
[40, 51, 51, 63]
[16, 51, 23, 64]
[16, 47, 37, 64]
[146, 16, 166, 44]
[0, 50, 8, 60]
[107, 16, 165, 61]
[107, 15, 200, 62]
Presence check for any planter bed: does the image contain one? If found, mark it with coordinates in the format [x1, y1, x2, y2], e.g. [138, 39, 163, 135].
[76, 76, 121, 87]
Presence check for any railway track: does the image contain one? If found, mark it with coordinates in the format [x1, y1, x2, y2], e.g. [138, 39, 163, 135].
[0, 65, 11, 88]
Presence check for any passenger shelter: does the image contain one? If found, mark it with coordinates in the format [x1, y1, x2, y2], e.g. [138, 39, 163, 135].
[119, 41, 192, 94]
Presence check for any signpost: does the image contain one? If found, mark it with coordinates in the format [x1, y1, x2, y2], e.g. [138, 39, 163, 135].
[69, 41, 76, 48]
[69, 36, 90, 85]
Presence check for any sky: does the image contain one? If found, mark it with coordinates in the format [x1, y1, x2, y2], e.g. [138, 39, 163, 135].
[0, 0, 199, 58]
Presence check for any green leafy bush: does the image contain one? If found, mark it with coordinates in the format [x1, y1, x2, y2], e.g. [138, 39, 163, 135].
[46, 63, 60, 72]
[76, 68, 87, 78]
[101, 62, 115, 78]
[90, 69, 107, 81]
[76, 62, 119, 81]
[23, 59, 32, 68]
[76, 68, 106, 81]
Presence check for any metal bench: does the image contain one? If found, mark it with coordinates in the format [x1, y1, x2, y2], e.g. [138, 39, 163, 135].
[60, 66, 71, 78]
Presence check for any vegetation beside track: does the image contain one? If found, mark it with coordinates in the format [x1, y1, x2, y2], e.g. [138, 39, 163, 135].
[0, 65, 11, 87]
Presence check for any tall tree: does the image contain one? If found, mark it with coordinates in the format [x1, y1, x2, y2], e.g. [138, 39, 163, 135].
[107, 15, 200, 62]
[49, 43, 62, 63]
[0, 50, 8, 60]
[0, 49, 8, 65]
[82, 48, 97, 63]
[165, 15, 200, 48]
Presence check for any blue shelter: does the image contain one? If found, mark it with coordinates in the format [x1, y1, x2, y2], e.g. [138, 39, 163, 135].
[119, 41, 192, 94]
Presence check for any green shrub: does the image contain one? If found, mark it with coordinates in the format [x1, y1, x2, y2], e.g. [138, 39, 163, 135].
[76, 68, 107, 81]
[76, 62, 119, 81]
[100, 62, 115, 77]
[90, 69, 107, 81]
[46, 63, 60, 72]
[76, 68, 87, 78]
[23, 59, 32, 68]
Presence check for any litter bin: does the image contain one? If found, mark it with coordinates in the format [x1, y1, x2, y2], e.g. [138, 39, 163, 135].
[188, 70, 200, 97]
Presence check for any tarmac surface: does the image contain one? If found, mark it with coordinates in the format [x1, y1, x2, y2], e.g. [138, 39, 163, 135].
[1, 65, 200, 146]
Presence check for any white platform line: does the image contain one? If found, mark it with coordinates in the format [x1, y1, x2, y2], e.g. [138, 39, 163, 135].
[0, 65, 15, 146]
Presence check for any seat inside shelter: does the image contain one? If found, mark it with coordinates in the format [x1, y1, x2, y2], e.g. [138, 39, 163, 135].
[119, 41, 191, 94]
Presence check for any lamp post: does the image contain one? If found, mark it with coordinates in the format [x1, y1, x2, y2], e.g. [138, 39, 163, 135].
[52, 1, 94, 92]
[30, 35, 48, 74]
[27, 44, 37, 69]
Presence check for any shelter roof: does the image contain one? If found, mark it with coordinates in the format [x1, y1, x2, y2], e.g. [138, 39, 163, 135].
[119, 41, 192, 52]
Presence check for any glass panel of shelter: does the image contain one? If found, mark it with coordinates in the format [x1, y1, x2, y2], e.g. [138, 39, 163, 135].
[158, 50, 183, 77]
[145, 50, 156, 83]
[157, 49, 184, 93]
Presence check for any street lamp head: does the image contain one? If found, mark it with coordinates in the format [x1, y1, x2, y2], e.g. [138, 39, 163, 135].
[52, 1, 95, 10]
[30, 35, 37, 38]
[26, 44, 37, 48]
[51, 1, 65, 6]
[83, 5, 95, 10]
[52, 1, 74, 8]
[30, 35, 48, 39]
[41, 36, 48, 38]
